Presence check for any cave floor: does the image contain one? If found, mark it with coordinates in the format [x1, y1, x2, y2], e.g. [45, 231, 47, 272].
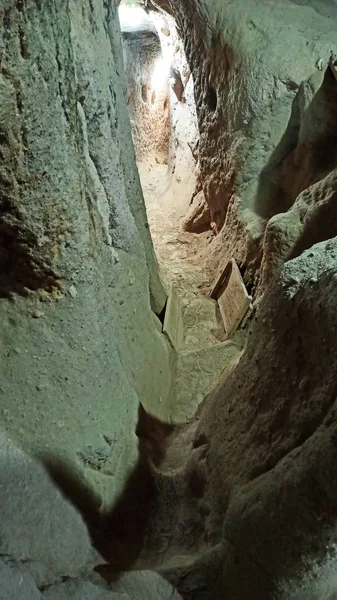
[138, 160, 245, 423]
[138, 159, 220, 349]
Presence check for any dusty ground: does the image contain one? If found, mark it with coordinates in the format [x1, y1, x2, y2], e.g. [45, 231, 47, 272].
[139, 158, 221, 346]
[138, 159, 246, 423]
[99, 237, 337, 600]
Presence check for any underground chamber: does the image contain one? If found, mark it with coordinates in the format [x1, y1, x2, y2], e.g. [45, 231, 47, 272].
[1, 1, 337, 599]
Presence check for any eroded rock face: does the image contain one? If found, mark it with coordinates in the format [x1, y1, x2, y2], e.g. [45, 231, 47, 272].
[203, 237, 337, 598]
[155, 12, 200, 215]
[2, 1, 337, 598]
[152, 0, 337, 290]
[0, 431, 93, 580]
[0, 560, 41, 600]
[259, 67, 337, 290]
[119, 236, 337, 599]
[149, 236, 337, 599]
[0, 0, 172, 538]
[121, 7, 200, 219]
[0, 423, 182, 596]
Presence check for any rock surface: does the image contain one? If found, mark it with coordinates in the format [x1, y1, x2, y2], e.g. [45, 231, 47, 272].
[0, 0, 180, 595]
[146, 236, 337, 599]
[152, 0, 337, 289]
[42, 580, 125, 599]
[0, 431, 92, 578]
[0, 560, 41, 600]
[121, 14, 170, 163]
[110, 570, 182, 599]
[0, 0, 172, 516]
[2, 0, 337, 599]
[0, 401, 182, 596]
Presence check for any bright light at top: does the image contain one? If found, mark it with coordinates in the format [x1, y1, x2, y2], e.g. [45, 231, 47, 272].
[118, 5, 148, 30]
[151, 54, 171, 92]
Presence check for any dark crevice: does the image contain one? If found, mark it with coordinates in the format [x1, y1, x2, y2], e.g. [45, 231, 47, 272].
[0, 222, 62, 297]
[16, 0, 25, 13]
[205, 86, 217, 112]
[19, 27, 30, 59]
[141, 83, 149, 102]
[255, 66, 337, 220]
[3, 8, 11, 29]
[55, 42, 70, 124]
[157, 299, 167, 325]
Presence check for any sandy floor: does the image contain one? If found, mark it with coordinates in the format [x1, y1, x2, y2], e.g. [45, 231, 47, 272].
[138, 160, 222, 348]
[138, 160, 245, 423]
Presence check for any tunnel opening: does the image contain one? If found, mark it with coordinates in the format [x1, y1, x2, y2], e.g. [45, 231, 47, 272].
[117, 6, 337, 595]
[3, 1, 337, 599]
[119, 2, 214, 293]
[118, 1, 249, 421]
[120, 4, 170, 166]
[119, 2, 239, 395]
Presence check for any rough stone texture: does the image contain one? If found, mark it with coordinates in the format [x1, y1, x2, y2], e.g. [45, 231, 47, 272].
[0, 431, 92, 578]
[110, 570, 182, 599]
[135, 163, 245, 428]
[42, 580, 126, 600]
[0, 0, 171, 518]
[122, 7, 199, 218]
[281, 547, 337, 599]
[41, 573, 182, 600]
[152, 0, 337, 289]
[154, 12, 199, 216]
[169, 335, 245, 423]
[0, 426, 183, 598]
[181, 190, 211, 234]
[149, 236, 337, 599]
[257, 64, 337, 291]
[0, 560, 41, 600]
[2, 2, 337, 599]
[121, 20, 170, 163]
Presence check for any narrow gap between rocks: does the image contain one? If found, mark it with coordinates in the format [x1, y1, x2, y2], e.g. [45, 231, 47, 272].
[119, 1, 246, 427]
[120, 2, 212, 297]
[2, 1, 337, 599]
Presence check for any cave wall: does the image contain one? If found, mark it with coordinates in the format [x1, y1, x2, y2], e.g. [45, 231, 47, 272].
[1, 1, 337, 597]
[152, 12, 200, 218]
[137, 2, 337, 597]
[121, 8, 200, 227]
[152, 235, 337, 600]
[0, 0, 172, 520]
[191, 236, 337, 599]
[152, 0, 337, 289]
[122, 26, 170, 163]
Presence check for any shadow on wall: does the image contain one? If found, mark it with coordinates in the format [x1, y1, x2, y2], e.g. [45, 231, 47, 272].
[0, 219, 62, 298]
[195, 34, 237, 231]
[255, 66, 337, 221]
[255, 65, 337, 291]
[40, 404, 174, 579]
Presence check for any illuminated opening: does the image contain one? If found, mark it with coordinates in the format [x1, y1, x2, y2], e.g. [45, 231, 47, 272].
[151, 54, 171, 93]
[118, 4, 148, 31]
